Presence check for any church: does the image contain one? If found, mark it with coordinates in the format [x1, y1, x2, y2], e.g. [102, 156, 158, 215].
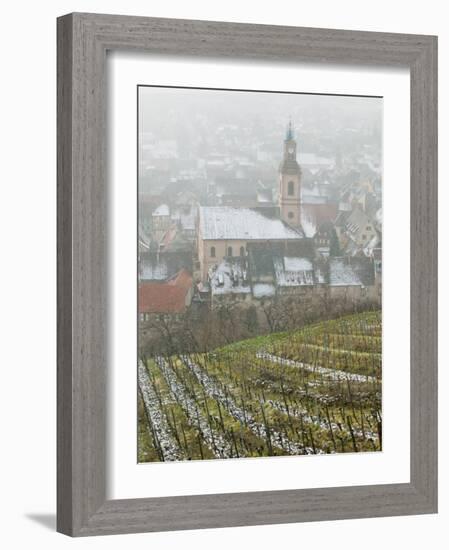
[139, 122, 379, 311]
[278, 121, 302, 227]
[197, 122, 307, 282]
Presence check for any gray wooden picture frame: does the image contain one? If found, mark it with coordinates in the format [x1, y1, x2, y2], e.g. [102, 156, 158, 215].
[57, 12, 438, 537]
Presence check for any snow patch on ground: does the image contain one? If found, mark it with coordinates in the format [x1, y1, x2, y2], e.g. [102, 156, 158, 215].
[181, 355, 318, 455]
[256, 351, 378, 384]
[155, 356, 234, 459]
[138, 362, 184, 461]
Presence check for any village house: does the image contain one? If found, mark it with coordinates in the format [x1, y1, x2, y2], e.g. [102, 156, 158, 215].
[328, 256, 378, 301]
[335, 205, 379, 257]
[139, 269, 193, 320]
[139, 122, 382, 316]
[197, 206, 305, 281]
[151, 203, 171, 232]
[206, 241, 378, 306]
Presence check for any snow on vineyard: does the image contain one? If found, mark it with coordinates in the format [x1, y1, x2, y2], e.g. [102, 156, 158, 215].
[255, 351, 377, 383]
[138, 311, 382, 462]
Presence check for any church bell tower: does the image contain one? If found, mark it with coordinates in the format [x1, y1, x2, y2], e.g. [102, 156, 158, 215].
[279, 121, 301, 227]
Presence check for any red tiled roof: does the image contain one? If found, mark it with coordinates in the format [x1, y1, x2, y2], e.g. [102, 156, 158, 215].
[139, 269, 193, 314]
[168, 268, 192, 291]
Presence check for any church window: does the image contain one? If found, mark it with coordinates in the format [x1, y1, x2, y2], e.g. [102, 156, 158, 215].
[288, 212, 294, 219]
[210, 246, 216, 258]
[227, 246, 233, 257]
[288, 181, 295, 196]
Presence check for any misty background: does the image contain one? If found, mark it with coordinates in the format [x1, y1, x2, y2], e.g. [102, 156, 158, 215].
[138, 87, 381, 198]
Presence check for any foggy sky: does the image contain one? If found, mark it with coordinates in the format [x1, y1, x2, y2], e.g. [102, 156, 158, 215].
[139, 85, 382, 143]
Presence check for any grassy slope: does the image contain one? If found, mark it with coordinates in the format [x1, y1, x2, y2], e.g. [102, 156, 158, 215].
[216, 311, 381, 355]
[139, 310, 382, 461]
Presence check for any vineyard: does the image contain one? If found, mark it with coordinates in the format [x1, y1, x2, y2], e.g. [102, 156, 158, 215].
[138, 310, 382, 462]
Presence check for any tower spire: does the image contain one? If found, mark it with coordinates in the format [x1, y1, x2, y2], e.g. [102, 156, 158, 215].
[286, 118, 294, 141]
[279, 119, 301, 227]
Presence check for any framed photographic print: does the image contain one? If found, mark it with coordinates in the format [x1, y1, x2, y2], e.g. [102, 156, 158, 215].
[57, 13, 437, 536]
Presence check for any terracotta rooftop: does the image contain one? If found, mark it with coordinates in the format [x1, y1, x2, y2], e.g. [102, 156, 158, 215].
[168, 269, 193, 291]
[139, 269, 193, 314]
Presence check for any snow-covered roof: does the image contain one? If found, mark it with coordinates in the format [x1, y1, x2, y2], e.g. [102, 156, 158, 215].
[338, 202, 352, 212]
[139, 237, 150, 252]
[171, 207, 197, 231]
[209, 260, 251, 296]
[375, 208, 382, 226]
[274, 257, 315, 287]
[257, 190, 273, 203]
[152, 204, 170, 217]
[252, 283, 276, 298]
[284, 257, 313, 271]
[329, 258, 362, 287]
[299, 153, 334, 167]
[199, 207, 303, 241]
[138, 228, 151, 251]
[363, 234, 380, 256]
[299, 207, 317, 238]
[344, 207, 371, 236]
[140, 256, 168, 281]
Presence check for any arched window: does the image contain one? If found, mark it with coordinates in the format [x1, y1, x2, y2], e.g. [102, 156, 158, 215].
[288, 211, 294, 219]
[240, 246, 245, 257]
[288, 181, 295, 196]
[227, 246, 233, 257]
[210, 246, 216, 258]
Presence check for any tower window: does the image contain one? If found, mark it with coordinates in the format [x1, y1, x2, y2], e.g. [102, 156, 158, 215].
[227, 246, 233, 257]
[288, 181, 295, 196]
[210, 246, 216, 258]
[240, 246, 245, 257]
[288, 212, 294, 219]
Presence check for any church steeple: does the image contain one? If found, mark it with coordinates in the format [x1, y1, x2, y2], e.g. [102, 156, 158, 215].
[286, 119, 294, 141]
[279, 120, 302, 227]
[281, 121, 300, 172]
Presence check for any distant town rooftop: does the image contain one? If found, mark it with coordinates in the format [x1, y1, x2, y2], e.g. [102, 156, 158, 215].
[199, 206, 304, 241]
[152, 204, 170, 217]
